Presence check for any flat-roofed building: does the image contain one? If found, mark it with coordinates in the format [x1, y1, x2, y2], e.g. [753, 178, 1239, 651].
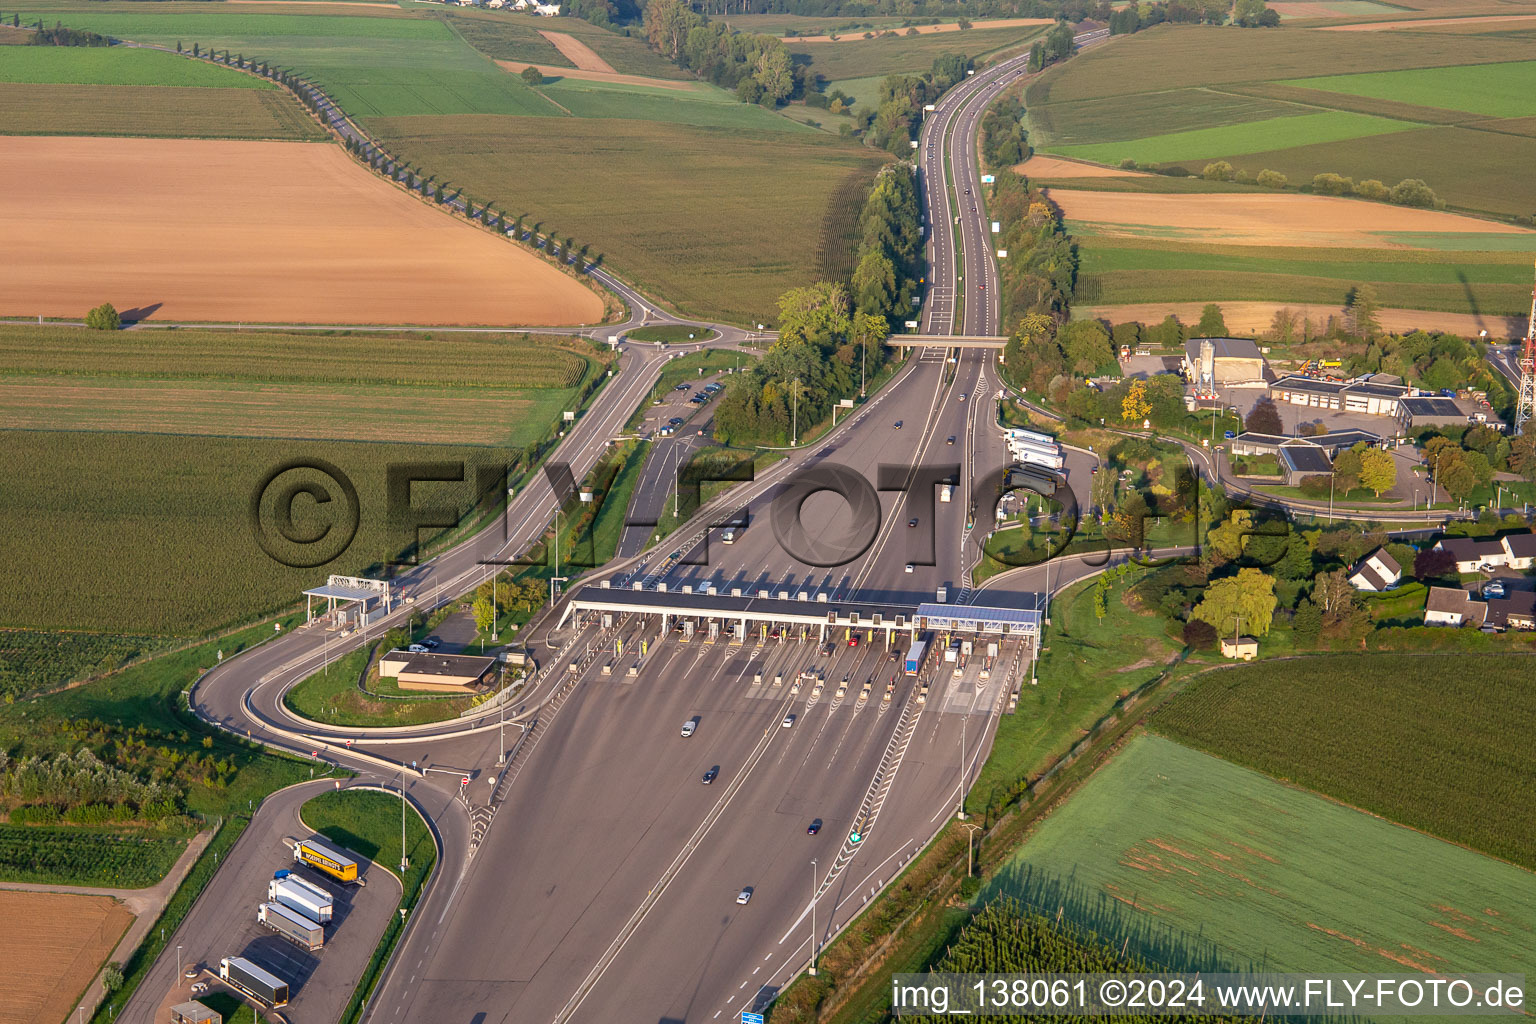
[1183, 337, 1266, 386]
[379, 651, 496, 692]
[1230, 428, 1381, 459]
[1269, 373, 1410, 417]
[1277, 442, 1335, 485]
[1398, 396, 1505, 433]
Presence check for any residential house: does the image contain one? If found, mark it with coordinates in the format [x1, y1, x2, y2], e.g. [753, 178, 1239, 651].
[1423, 587, 1487, 627]
[1432, 531, 1536, 573]
[1349, 547, 1401, 592]
[1486, 590, 1536, 630]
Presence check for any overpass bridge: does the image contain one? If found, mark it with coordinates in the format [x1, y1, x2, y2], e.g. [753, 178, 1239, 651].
[890, 334, 1008, 349]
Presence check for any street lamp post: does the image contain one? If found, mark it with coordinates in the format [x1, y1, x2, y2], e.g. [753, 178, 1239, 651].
[400, 769, 408, 874]
[176, 945, 182, 982]
[809, 858, 818, 976]
[957, 711, 968, 820]
[960, 821, 982, 877]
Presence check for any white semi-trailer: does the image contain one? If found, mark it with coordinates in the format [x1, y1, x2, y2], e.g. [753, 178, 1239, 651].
[259, 901, 325, 951]
[220, 957, 290, 1007]
[270, 874, 333, 924]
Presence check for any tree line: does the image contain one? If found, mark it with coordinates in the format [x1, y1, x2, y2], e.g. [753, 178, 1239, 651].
[28, 21, 110, 45]
[848, 53, 974, 153]
[644, 0, 803, 106]
[992, 168, 1079, 394]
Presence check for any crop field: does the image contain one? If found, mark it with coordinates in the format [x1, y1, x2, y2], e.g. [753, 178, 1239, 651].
[1, 135, 603, 325]
[1050, 110, 1415, 166]
[1024, 24, 1536, 217]
[0, 82, 326, 139]
[788, 23, 1044, 80]
[444, 9, 689, 80]
[1153, 653, 1536, 870]
[369, 114, 887, 323]
[0, 325, 598, 389]
[1284, 60, 1536, 119]
[534, 75, 808, 131]
[988, 734, 1536, 977]
[0, 431, 525, 634]
[0, 890, 134, 1024]
[26, 7, 561, 118]
[0, 45, 270, 87]
[1073, 236, 1533, 315]
[0, 824, 189, 887]
[0, 628, 173, 700]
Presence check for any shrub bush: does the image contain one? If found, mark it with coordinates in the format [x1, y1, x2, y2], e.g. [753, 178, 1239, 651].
[84, 302, 120, 331]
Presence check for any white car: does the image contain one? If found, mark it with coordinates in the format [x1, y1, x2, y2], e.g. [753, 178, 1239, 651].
[407, 644, 428, 653]
[737, 887, 753, 904]
[681, 720, 697, 738]
[782, 714, 795, 729]
[904, 564, 915, 574]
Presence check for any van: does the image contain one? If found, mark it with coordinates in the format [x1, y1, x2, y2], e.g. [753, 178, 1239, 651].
[681, 719, 698, 738]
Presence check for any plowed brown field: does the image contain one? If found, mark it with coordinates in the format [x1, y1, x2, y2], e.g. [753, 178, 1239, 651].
[1, 136, 603, 326]
[538, 30, 616, 72]
[1045, 188, 1535, 247]
[0, 890, 133, 1024]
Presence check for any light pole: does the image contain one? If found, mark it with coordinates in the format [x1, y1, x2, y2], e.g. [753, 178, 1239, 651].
[176, 945, 182, 982]
[491, 570, 498, 643]
[960, 821, 982, 878]
[860, 342, 867, 398]
[809, 858, 818, 976]
[957, 711, 968, 820]
[1329, 472, 1335, 523]
[399, 769, 408, 874]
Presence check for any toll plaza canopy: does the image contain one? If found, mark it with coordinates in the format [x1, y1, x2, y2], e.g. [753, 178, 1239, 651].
[559, 584, 1040, 638]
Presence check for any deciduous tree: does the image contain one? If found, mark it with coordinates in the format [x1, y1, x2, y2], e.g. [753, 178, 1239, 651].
[1192, 567, 1276, 637]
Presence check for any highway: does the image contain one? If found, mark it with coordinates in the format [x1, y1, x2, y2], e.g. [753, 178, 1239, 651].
[127, 26, 1123, 1024]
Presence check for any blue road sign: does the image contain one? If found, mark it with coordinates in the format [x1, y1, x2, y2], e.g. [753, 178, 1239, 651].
[743, 1013, 765, 1024]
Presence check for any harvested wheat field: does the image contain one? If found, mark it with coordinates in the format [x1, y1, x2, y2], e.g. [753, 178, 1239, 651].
[1, 136, 603, 326]
[1017, 154, 1147, 178]
[0, 890, 133, 1024]
[788, 16, 1051, 41]
[539, 30, 616, 72]
[1046, 188, 1536, 248]
[1081, 301, 1528, 339]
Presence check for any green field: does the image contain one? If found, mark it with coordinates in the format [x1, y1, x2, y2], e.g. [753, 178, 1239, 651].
[283, 647, 484, 727]
[1025, 23, 1536, 217]
[1050, 110, 1416, 167]
[442, 8, 691, 80]
[302, 786, 434, 901]
[1153, 653, 1536, 870]
[0, 81, 327, 139]
[1285, 60, 1536, 119]
[988, 733, 1536, 975]
[537, 75, 808, 132]
[788, 23, 1043, 80]
[0, 823, 190, 887]
[1072, 237, 1534, 314]
[0, 628, 172, 699]
[0, 44, 271, 86]
[370, 115, 886, 323]
[26, 8, 563, 118]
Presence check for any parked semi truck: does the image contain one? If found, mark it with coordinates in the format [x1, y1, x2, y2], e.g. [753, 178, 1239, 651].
[1012, 446, 1065, 471]
[294, 836, 361, 884]
[259, 901, 325, 951]
[1005, 427, 1056, 448]
[270, 873, 333, 924]
[220, 957, 289, 1007]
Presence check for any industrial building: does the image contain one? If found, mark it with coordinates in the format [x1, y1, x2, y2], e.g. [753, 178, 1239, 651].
[1269, 373, 1410, 417]
[1229, 428, 1381, 459]
[1182, 337, 1267, 389]
[378, 650, 497, 692]
[1396, 396, 1505, 433]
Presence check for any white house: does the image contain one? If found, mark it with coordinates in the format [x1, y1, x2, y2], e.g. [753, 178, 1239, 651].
[1423, 587, 1487, 627]
[1348, 547, 1401, 592]
[534, 1, 561, 13]
[1433, 531, 1536, 573]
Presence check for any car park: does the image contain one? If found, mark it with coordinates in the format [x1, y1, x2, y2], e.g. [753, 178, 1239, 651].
[702, 766, 719, 784]
[807, 819, 822, 835]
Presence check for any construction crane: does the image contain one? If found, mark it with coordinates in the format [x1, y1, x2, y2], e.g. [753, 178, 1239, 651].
[1517, 261, 1536, 434]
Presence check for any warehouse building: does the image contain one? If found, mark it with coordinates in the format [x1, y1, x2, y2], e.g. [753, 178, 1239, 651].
[1182, 337, 1267, 387]
[1268, 373, 1410, 417]
[1229, 428, 1381, 459]
[1397, 396, 1505, 433]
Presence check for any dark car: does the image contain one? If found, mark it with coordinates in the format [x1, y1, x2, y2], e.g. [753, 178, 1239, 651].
[421, 638, 440, 649]
[946, 436, 955, 445]
[702, 765, 719, 784]
[674, 383, 691, 391]
[909, 517, 919, 527]
[894, 420, 903, 429]
[668, 416, 683, 426]
[807, 818, 822, 835]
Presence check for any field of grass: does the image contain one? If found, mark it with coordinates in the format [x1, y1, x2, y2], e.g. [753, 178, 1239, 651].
[1285, 60, 1536, 119]
[283, 646, 483, 727]
[987, 733, 1536, 976]
[1050, 109, 1416, 167]
[28, 8, 563, 118]
[1073, 237, 1533, 314]
[966, 569, 1183, 817]
[788, 23, 1043, 80]
[625, 325, 717, 343]
[0, 824, 189, 887]
[536, 75, 807, 132]
[0, 44, 271, 86]
[0, 628, 173, 700]
[443, 9, 690, 80]
[0, 82, 327, 139]
[1025, 24, 1536, 217]
[369, 115, 887, 323]
[1152, 653, 1536, 870]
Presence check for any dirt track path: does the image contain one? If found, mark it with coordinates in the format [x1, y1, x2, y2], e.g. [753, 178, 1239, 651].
[538, 30, 616, 72]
